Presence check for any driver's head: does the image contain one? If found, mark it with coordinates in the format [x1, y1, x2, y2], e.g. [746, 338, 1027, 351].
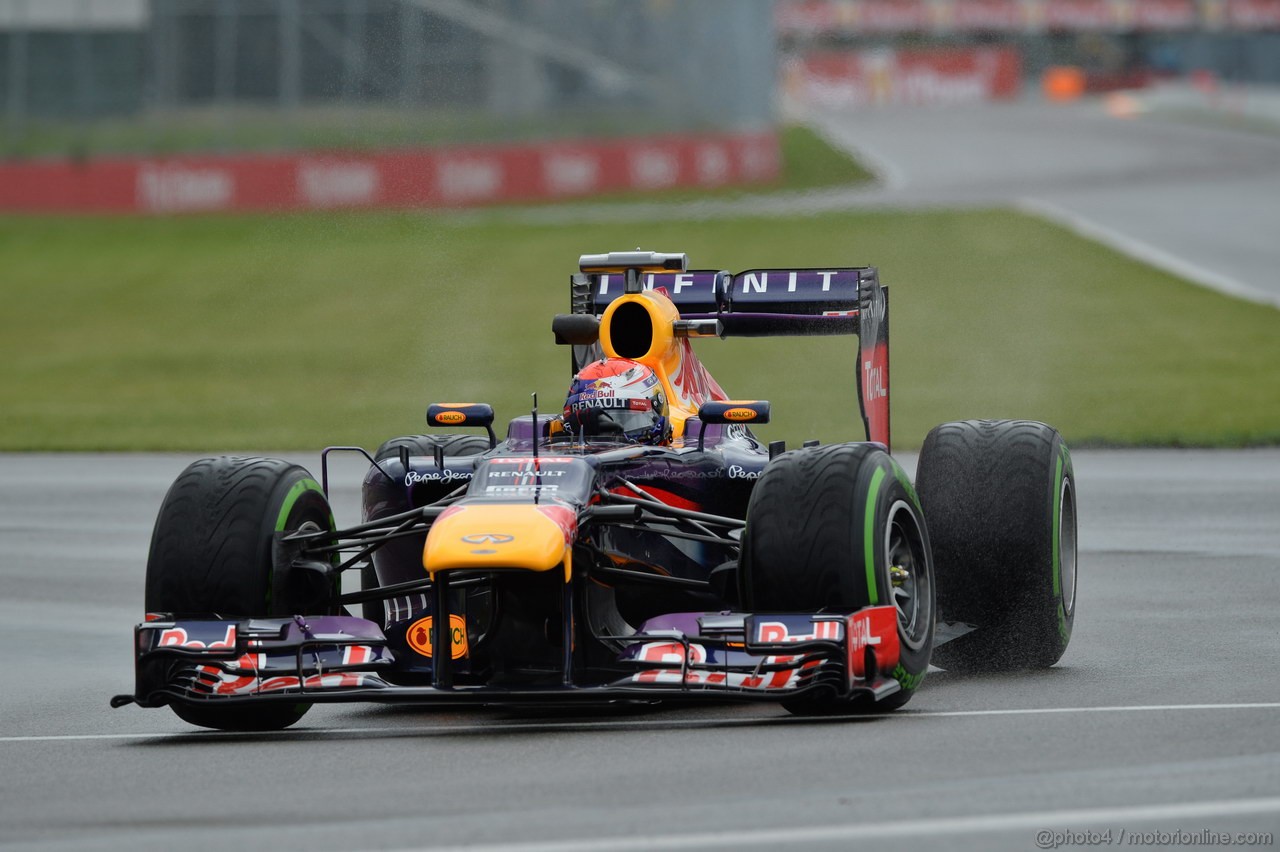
[563, 359, 670, 445]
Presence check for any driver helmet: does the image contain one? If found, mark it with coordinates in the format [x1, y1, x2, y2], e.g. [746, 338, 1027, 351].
[563, 359, 670, 445]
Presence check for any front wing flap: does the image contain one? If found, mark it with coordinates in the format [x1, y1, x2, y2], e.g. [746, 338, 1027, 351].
[615, 608, 901, 700]
[115, 606, 902, 710]
[122, 615, 396, 707]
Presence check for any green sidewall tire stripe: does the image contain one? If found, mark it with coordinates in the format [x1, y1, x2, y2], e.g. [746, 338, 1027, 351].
[1053, 445, 1072, 643]
[890, 458, 921, 512]
[276, 477, 325, 532]
[864, 465, 886, 606]
[1052, 453, 1063, 598]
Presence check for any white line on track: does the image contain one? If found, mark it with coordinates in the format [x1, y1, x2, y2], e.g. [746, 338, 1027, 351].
[3, 701, 1277, 744]
[808, 124, 907, 191]
[1017, 197, 1280, 311]
[417, 797, 1280, 851]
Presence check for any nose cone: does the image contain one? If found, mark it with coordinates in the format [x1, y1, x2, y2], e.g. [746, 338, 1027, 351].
[423, 504, 575, 576]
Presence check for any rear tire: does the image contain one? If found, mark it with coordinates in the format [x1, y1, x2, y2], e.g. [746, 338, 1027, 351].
[915, 420, 1076, 672]
[145, 456, 337, 731]
[741, 443, 934, 714]
[374, 434, 492, 463]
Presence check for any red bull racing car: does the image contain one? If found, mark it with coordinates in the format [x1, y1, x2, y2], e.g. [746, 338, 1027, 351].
[114, 250, 1078, 730]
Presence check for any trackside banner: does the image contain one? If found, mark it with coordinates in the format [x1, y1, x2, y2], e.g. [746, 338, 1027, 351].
[0, 130, 779, 214]
[785, 48, 1021, 109]
[776, 0, 1276, 34]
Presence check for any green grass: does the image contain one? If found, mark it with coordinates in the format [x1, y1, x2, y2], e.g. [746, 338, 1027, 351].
[776, 125, 876, 190]
[2, 208, 1277, 451]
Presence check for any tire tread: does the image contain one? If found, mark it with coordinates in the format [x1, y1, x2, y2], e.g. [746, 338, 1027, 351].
[916, 419, 1073, 672]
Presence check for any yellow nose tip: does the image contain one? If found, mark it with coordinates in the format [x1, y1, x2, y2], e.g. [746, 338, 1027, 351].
[423, 504, 574, 576]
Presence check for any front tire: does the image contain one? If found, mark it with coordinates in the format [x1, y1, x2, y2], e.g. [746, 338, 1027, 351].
[741, 443, 934, 714]
[145, 456, 337, 730]
[915, 419, 1076, 672]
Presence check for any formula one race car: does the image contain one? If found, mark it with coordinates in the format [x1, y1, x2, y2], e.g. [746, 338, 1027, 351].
[114, 250, 1078, 731]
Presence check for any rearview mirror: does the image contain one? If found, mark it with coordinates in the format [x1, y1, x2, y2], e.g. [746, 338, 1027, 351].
[696, 400, 770, 425]
[426, 402, 497, 447]
[695, 400, 770, 451]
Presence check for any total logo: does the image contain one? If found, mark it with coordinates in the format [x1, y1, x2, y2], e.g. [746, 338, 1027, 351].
[848, 617, 882, 653]
[863, 359, 887, 401]
[406, 614, 469, 659]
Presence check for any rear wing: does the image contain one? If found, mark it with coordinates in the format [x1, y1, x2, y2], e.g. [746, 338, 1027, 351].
[563, 257, 891, 449]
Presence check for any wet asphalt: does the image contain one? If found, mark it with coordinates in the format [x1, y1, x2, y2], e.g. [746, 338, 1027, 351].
[2, 98, 1279, 849]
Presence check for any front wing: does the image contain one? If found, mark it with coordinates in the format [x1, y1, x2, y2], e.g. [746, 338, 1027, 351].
[113, 607, 903, 710]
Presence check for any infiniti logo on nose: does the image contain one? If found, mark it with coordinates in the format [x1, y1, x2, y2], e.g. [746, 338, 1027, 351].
[461, 533, 514, 544]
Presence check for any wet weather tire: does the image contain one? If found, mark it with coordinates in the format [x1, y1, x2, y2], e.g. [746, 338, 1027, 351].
[741, 443, 934, 714]
[145, 456, 337, 731]
[915, 420, 1076, 672]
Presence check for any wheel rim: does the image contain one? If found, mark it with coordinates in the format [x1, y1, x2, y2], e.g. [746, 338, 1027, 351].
[1059, 477, 1077, 618]
[884, 500, 931, 652]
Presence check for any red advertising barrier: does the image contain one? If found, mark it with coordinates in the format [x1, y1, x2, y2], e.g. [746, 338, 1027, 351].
[777, 0, 1271, 33]
[0, 130, 780, 214]
[943, 0, 1028, 31]
[1224, 0, 1280, 26]
[1131, 0, 1200, 28]
[785, 48, 1022, 108]
[1043, 0, 1125, 29]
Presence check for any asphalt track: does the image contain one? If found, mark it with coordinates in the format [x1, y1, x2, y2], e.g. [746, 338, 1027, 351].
[4, 102, 1280, 850]
[1, 447, 1278, 851]
[810, 95, 1280, 309]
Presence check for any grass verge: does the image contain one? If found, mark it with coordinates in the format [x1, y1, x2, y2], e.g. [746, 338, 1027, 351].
[1, 208, 1277, 451]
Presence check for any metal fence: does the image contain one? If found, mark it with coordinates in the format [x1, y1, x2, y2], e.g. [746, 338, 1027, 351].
[0, 0, 776, 159]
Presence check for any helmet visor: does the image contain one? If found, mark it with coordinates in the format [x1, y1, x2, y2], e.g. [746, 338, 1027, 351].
[564, 406, 658, 441]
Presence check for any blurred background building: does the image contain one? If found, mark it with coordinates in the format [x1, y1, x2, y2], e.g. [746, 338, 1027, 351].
[0, 0, 775, 158]
[0, 0, 1276, 211]
[778, 0, 1280, 109]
